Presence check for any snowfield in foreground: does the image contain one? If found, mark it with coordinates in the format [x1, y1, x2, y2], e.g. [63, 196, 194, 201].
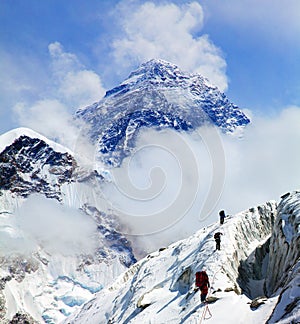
[65, 193, 300, 323]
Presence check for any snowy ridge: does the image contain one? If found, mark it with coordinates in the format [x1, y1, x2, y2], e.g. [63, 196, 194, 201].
[0, 127, 71, 154]
[66, 201, 278, 323]
[0, 126, 299, 323]
[267, 191, 300, 294]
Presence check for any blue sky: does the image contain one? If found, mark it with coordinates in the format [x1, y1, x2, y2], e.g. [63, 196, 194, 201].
[0, 0, 300, 136]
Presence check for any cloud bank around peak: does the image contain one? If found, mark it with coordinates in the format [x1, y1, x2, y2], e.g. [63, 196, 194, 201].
[218, 105, 300, 215]
[112, 1, 228, 92]
[100, 106, 300, 251]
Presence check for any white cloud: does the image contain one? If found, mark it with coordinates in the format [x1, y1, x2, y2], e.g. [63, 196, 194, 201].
[48, 42, 105, 108]
[12, 42, 105, 149]
[0, 51, 35, 94]
[219, 106, 300, 214]
[0, 49, 49, 133]
[112, 1, 228, 91]
[49, 41, 82, 75]
[100, 127, 216, 251]
[59, 70, 105, 108]
[13, 99, 82, 149]
[100, 107, 300, 252]
[0, 194, 97, 256]
[204, 0, 300, 45]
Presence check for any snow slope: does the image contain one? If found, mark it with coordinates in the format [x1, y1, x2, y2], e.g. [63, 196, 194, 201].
[65, 201, 279, 323]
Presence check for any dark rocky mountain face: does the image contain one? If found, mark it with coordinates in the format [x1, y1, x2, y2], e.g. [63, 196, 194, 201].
[0, 135, 75, 199]
[77, 59, 250, 166]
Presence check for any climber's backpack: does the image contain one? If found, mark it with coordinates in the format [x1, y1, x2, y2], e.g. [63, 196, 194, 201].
[195, 271, 208, 288]
[214, 232, 221, 240]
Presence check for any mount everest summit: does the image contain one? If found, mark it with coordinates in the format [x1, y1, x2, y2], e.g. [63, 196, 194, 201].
[0, 59, 299, 323]
[76, 59, 250, 166]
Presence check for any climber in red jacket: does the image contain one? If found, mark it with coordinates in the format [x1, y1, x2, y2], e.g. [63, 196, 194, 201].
[195, 270, 210, 303]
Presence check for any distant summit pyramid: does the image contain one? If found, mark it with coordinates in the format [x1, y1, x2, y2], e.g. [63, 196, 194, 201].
[77, 59, 250, 166]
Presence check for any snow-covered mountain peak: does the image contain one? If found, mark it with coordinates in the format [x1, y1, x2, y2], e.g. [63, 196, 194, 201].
[120, 59, 192, 88]
[77, 59, 250, 166]
[105, 59, 214, 99]
[0, 127, 71, 154]
[1, 122, 299, 323]
[0, 128, 76, 199]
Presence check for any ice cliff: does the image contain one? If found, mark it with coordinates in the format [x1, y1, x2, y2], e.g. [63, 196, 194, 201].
[266, 191, 300, 323]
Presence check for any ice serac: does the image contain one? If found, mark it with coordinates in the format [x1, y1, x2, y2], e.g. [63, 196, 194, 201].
[76, 59, 250, 166]
[66, 201, 278, 324]
[0, 128, 137, 323]
[266, 191, 300, 323]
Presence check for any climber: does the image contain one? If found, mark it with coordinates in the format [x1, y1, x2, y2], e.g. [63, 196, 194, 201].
[195, 270, 210, 303]
[214, 232, 223, 251]
[219, 210, 226, 225]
